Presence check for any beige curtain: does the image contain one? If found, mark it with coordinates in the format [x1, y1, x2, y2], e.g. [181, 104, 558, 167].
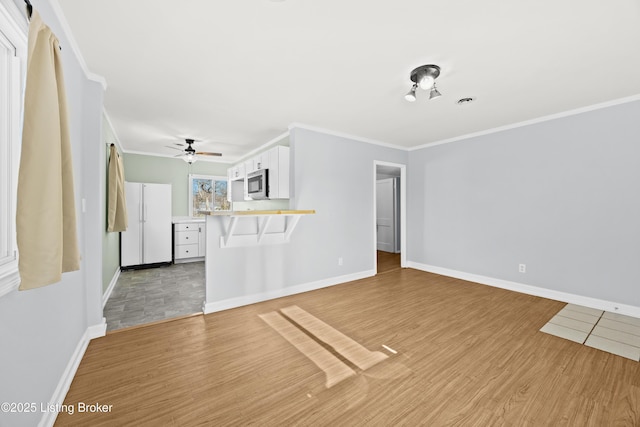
[16, 10, 80, 290]
[107, 144, 128, 232]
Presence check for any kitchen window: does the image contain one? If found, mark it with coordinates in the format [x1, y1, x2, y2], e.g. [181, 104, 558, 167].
[0, 0, 26, 297]
[188, 174, 230, 217]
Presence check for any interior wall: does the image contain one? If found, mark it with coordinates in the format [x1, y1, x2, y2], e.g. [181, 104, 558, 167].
[407, 100, 640, 308]
[205, 127, 407, 305]
[122, 153, 228, 217]
[79, 77, 106, 329]
[0, 0, 105, 425]
[102, 116, 121, 293]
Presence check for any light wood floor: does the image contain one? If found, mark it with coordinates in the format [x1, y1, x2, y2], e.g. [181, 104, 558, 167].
[56, 269, 640, 426]
[376, 250, 400, 274]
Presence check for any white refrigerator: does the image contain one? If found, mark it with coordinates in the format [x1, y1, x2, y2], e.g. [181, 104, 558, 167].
[121, 182, 172, 267]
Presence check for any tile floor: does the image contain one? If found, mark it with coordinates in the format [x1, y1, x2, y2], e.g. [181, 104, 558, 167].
[541, 303, 640, 361]
[104, 262, 205, 331]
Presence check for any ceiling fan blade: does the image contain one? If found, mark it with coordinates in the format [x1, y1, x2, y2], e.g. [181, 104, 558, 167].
[165, 145, 184, 151]
[196, 152, 222, 157]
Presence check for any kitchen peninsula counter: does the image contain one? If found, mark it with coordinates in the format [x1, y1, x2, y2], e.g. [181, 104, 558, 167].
[202, 209, 315, 248]
[199, 209, 315, 216]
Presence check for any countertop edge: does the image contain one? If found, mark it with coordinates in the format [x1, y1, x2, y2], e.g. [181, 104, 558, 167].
[199, 209, 316, 216]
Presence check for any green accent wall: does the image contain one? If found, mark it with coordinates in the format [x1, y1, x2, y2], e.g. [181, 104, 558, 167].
[122, 153, 229, 216]
[102, 116, 122, 294]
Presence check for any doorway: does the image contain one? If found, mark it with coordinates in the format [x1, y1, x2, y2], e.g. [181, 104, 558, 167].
[373, 161, 406, 274]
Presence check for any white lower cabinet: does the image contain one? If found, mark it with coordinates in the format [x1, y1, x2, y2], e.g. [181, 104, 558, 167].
[198, 222, 206, 255]
[173, 221, 206, 262]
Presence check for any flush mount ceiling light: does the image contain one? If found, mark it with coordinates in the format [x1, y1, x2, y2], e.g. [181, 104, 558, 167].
[406, 64, 442, 102]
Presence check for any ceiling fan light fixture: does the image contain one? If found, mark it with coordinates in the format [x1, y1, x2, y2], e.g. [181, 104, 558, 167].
[171, 138, 222, 161]
[183, 152, 197, 164]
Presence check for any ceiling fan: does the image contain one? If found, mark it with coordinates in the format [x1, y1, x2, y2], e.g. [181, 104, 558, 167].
[166, 139, 222, 164]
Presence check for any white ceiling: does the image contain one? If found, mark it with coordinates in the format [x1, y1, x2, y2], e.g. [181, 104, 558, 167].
[57, 0, 640, 163]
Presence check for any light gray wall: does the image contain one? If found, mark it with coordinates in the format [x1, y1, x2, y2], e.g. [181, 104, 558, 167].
[80, 77, 106, 328]
[407, 100, 640, 307]
[206, 127, 407, 303]
[0, 1, 104, 425]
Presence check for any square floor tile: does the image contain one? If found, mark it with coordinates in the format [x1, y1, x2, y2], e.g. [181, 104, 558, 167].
[548, 314, 595, 333]
[564, 304, 604, 317]
[585, 335, 640, 361]
[597, 318, 640, 337]
[591, 325, 640, 348]
[556, 306, 601, 324]
[541, 304, 640, 362]
[540, 323, 589, 344]
[601, 312, 640, 328]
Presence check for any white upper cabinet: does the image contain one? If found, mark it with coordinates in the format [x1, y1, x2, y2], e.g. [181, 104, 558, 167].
[267, 146, 289, 199]
[245, 152, 270, 174]
[254, 152, 270, 171]
[229, 163, 245, 181]
[226, 145, 290, 200]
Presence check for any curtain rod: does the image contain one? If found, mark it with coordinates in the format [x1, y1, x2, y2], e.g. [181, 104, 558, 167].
[24, 0, 62, 50]
[24, 0, 32, 19]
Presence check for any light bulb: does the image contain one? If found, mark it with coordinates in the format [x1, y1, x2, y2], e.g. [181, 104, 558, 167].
[405, 84, 417, 102]
[183, 153, 197, 164]
[418, 75, 435, 90]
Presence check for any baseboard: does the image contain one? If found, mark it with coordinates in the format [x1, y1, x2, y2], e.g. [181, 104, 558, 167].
[38, 319, 106, 427]
[407, 261, 640, 318]
[88, 317, 107, 339]
[173, 257, 205, 264]
[203, 269, 376, 314]
[102, 268, 120, 308]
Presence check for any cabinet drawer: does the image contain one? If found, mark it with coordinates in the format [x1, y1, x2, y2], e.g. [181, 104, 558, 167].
[175, 223, 201, 232]
[175, 243, 199, 259]
[175, 230, 198, 244]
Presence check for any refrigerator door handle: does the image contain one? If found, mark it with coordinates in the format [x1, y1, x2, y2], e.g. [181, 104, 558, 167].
[143, 204, 148, 222]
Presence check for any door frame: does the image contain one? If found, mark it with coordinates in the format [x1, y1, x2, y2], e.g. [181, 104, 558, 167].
[373, 160, 407, 272]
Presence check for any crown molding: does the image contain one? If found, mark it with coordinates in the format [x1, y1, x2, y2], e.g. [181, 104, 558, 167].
[288, 122, 408, 151]
[409, 94, 640, 151]
[102, 110, 123, 152]
[48, 0, 107, 89]
[234, 130, 290, 163]
[112, 92, 640, 162]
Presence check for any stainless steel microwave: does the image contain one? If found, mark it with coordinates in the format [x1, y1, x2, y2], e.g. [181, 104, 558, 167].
[247, 168, 269, 199]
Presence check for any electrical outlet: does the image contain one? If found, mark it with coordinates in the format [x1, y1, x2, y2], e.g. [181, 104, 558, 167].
[338, 257, 343, 266]
[519, 264, 526, 273]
